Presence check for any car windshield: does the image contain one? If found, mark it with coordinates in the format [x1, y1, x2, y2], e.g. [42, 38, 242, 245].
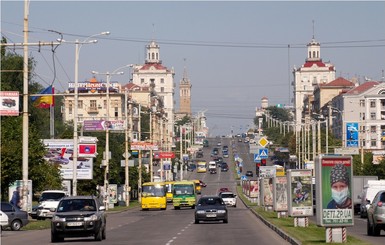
[199, 197, 223, 206]
[40, 192, 65, 202]
[57, 199, 96, 212]
[221, 193, 234, 198]
[142, 185, 166, 197]
[174, 185, 194, 195]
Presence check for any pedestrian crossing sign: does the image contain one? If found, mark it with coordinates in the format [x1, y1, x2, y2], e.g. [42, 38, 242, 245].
[259, 148, 268, 159]
[254, 154, 261, 162]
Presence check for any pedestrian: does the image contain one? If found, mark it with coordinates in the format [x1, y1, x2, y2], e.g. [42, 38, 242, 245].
[10, 186, 21, 209]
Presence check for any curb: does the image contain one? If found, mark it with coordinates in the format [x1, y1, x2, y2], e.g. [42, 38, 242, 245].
[238, 193, 301, 245]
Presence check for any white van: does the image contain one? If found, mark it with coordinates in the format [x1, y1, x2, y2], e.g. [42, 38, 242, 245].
[359, 180, 385, 218]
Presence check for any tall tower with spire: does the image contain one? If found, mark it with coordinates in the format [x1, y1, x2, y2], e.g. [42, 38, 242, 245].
[179, 63, 192, 116]
[292, 29, 336, 130]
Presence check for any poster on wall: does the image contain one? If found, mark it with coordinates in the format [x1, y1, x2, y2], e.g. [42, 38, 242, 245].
[346, 122, 359, 147]
[316, 156, 354, 227]
[287, 169, 313, 217]
[273, 176, 288, 212]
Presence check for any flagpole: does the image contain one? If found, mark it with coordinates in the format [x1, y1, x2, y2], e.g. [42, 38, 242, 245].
[50, 86, 55, 139]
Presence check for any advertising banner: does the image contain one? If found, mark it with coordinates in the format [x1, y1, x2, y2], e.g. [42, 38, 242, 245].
[316, 156, 354, 227]
[0, 91, 19, 116]
[262, 178, 273, 206]
[83, 120, 125, 131]
[274, 176, 288, 212]
[42, 139, 93, 180]
[287, 169, 313, 217]
[249, 180, 260, 199]
[109, 184, 118, 204]
[259, 166, 276, 178]
[8, 180, 32, 213]
[346, 122, 359, 147]
[130, 142, 159, 150]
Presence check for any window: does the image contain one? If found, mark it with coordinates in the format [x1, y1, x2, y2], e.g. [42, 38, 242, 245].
[69, 101, 73, 114]
[360, 100, 365, 107]
[371, 126, 376, 133]
[370, 100, 376, 108]
[115, 107, 118, 118]
[90, 100, 97, 109]
[161, 87, 164, 92]
[141, 78, 145, 84]
[78, 100, 83, 109]
[161, 78, 164, 83]
[371, 140, 377, 147]
[371, 112, 376, 120]
[103, 100, 107, 109]
[361, 139, 366, 147]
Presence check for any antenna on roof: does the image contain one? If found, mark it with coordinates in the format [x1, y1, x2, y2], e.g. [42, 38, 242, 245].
[312, 20, 315, 39]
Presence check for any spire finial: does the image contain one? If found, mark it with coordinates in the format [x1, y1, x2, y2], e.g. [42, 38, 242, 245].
[152, 23, 155, 41]
[312, 20, 315, 39]
[183, 58, 188, 80]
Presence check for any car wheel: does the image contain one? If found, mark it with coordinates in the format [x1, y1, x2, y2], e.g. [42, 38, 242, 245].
[174, 206, 180, 210]
[191, 205, 195, 209]
[194, 219, 199, 224]
[373, 224, 381, 236]
[51, 230, 64, 243]
[223, 219, 228, 224]
[11, 219, 22, 231]
[102, 225, 106, 240]
[94, 227, 103, 241]
[367, 219, 373, 236]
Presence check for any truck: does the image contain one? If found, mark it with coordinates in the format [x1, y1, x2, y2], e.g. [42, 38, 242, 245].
[352, 176, 378, 214]
[359, 179, 385, 218]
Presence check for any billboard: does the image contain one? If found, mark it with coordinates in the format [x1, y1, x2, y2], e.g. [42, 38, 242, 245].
[259, 166, 276, 178]
[8, 180, 32, 213]
[273, 176, 288, 212]
[0, 91, 19, 116]
[42, 139, 94, 180]
[316, 156, 354, 227]
[83, 120, 125, 131]
[287, 169, 313, 217]
[346, 122, 359, 147]
[261, 178, 273, 206]
[249, 180, 260, 199]
[130, 142, 159, 150]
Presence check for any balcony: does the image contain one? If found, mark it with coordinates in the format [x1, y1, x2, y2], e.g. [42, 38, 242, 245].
[87, 107, 99, 113]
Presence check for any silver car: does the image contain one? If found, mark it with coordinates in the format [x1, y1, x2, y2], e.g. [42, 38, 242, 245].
[367, 190, 385, 236]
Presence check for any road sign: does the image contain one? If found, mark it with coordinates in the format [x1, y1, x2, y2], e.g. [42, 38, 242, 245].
[122, 152, 131, 159]
[259, 148, 269, 159]
[258, 137, 269, 147]
[334, 147, 359, 155]
[254, 154, 261, 162]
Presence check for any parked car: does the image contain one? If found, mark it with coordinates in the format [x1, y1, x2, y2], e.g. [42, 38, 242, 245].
[367, 190, 385, 236]
[51, 196, 106, 242]
[0, 210, 9, 229]
[37, 190, 68, 220]
[0, 202, 29, 231]
[219, 192, 237, 207]
[194, 196, 228, 224]
[246, 170, 253, 177]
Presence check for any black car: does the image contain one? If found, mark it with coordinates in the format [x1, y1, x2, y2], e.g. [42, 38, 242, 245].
[195, 196, 228, 224]
[246, 170, 253, 177]
[51, 196, 106, 242]
[209, 168, 217, 174]
[221, 163, 229, 172]
[0, 202, 29, 231]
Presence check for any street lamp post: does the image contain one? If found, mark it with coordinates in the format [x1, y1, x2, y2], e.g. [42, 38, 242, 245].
[58, 31, 109, 196]
[92, 66, 131, 209]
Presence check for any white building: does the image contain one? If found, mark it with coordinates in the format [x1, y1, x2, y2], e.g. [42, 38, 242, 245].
[131, 40, 175, 142]
[293, 37, 336, 129]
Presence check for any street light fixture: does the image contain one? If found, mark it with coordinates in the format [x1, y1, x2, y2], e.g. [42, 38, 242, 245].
[57, 31, 110, 196]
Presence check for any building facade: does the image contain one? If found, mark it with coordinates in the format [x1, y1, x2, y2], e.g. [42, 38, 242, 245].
[179, 66, 192, 116]
[293, 37, 336, 129]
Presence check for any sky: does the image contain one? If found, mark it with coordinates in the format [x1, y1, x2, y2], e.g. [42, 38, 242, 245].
[2, 1, 385, 136]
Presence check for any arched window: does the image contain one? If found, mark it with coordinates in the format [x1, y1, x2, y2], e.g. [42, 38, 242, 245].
[309, 51, 311, 58]
[156, 53, 158, 60]
[152, 53, 155, 59]
[313, 51, 316, 58]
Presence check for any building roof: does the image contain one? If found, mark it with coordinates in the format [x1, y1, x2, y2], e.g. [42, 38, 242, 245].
[322, 77, 355, 87]
[302, 60, 334, 71]
[345, 81, 380, 95]
[140, 63, 168, 71]
[122, 83, 150, 91]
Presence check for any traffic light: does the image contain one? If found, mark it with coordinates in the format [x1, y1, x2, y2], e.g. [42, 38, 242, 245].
[256, 163, 260, 177]
[261, 159, 267, 166]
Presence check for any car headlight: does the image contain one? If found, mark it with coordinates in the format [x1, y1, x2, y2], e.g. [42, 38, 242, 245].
[217, 210, 226, 214]
[84, 214, 99, 221]
[52, 215, 65, 222]
[196, 210, 205, 214]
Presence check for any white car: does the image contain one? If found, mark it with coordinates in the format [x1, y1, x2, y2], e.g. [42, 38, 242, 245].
[0, 210, 9, 228]
[219, 192, 237, 207]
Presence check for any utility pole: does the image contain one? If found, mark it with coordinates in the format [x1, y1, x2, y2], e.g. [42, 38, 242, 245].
[138, 104, 142, 202]
[124, 89, 130, 206]
[180, 125, 183, 181]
